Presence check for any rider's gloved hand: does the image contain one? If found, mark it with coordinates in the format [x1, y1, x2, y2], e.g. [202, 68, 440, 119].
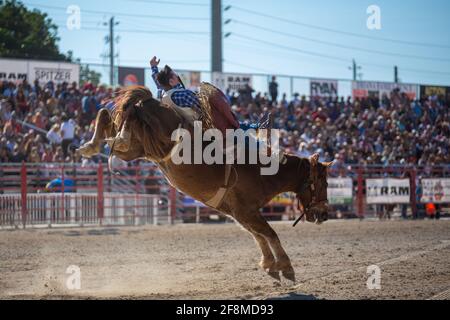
[150, 56, 160, 68]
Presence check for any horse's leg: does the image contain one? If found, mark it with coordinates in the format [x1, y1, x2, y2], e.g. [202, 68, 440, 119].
[78, 109, 114, 157]
[234, 218, 279, 280]
[235, 213, 295, 282]
[254, 233, 280, 280]
[251, 213, 295, 281]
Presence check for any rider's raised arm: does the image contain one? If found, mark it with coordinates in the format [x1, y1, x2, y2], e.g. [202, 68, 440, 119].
[150, 56, 163, 98]
[151, 65, 161, 90]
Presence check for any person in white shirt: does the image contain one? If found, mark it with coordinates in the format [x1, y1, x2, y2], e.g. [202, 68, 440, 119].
[46, 124, 62, 145]
[60, 114, 75, 158]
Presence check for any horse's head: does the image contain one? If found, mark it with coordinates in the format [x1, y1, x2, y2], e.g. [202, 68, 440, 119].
[297, 154, 332, 225]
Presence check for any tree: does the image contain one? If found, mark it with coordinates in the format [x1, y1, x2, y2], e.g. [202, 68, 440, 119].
[0, 0, 67, 61]
[80, 64, 102, 87]
[67, 51, 102, 86]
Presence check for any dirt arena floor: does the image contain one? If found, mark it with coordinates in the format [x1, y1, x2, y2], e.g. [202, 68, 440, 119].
[1, 219, 449, 300]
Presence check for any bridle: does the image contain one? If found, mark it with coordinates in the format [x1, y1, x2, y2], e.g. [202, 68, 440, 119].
[293, 157, 329, 227]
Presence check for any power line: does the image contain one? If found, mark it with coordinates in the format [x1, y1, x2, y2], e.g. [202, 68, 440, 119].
[224, 60, 273, 74]
[230, 19, 450, 62]
[23, 2, 209, 20]
[58, 26, 209, 35]
[228, 5, 450, 49]
[80, 58, 209, 63]
[230, 33, 351, 63]
[225, 36, 450, 77]
[124, 0, 208, 6]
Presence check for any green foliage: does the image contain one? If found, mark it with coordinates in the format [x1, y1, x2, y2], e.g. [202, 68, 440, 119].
[0, 0, 67, 61]
[80, 64, 102, 87]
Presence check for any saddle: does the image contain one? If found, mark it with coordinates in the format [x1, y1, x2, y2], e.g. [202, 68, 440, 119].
[174, 82, 272, 135]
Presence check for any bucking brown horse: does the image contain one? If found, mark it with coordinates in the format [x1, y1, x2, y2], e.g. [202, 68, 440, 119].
[78, 84, 332, 282]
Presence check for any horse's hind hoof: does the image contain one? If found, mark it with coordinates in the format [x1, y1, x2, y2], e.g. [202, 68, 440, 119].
[77, 142, 99, 158]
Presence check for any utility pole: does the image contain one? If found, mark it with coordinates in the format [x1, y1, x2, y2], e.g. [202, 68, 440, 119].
[109, 17, 114, 86]
[349, 59, 362, 81]
[105, 17, 119, 86]
[211, 0, 222, 73]
[394, 65, 399, 83]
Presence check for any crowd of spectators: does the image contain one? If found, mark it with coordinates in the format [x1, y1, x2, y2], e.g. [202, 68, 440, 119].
[0, 79, 116, 165]
[1, 78, 449, 167]
[229, 79, 449, 167]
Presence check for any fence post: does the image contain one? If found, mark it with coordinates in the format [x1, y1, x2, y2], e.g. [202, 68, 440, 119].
[20, 162, 27, 228]
[97, 163, 104, 225]
[410, 168, 417, 219]
[61, 164, 65, 223]
[357, 167, 364, 219]
[195, 205, 200, 224]
[169, 186, 177, 225]
[290, 76, 294, 99]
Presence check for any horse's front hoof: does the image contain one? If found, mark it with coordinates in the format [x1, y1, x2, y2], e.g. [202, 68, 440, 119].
[267, 271, 281, 281]
[259, 259, 280, 281]
[275, 260, 296, 283]
[281, 267, 296, 283]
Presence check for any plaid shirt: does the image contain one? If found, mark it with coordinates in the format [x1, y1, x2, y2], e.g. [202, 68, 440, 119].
[151, 66, 200, 109]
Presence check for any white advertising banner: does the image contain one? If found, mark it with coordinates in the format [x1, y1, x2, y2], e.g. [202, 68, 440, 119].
[0, 58, 80, 85]
[366, 179, 410, 204]
[212, 72, 253, 92]
[177, 71, 201, 90]
[310, 79, 338, 98]
[0, 59, 28, 83]
[327, 178, 353, 205]
[352, 81, 418, 100]
[420, 179, 450, 204]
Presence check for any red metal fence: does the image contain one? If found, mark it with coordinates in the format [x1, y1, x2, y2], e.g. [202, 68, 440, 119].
[1, 162, 449, 229]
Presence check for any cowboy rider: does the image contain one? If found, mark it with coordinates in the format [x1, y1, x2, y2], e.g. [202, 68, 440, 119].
[149, 56, 269, 130]
[150, 56, 201, 112]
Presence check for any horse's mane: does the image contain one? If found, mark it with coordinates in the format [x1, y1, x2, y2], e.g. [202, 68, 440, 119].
[112, 85, 154, 127]
[110, 84, 220, 160]
[112, 85, 174, 160]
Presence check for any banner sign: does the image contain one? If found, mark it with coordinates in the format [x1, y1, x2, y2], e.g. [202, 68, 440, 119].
[177, 71, 201, 90]
[0, 58, 80, 85]
[212, 72, 253, 92]
[352, 81, 418, 100]
[327, 178, 353, 205]
[310, 79, 338, 98]
[269, 193, 295, 206]
[420, 85, 450, 101]
[366, 179, 410, 204]
[420, 179, 450, 204]
[118, 67, 145, 87]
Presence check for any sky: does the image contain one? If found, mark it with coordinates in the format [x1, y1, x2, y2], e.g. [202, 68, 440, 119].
[20, 0, 450, 95]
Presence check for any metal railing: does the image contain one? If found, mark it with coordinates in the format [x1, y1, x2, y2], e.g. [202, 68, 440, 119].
[1, 163, 449, 229]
